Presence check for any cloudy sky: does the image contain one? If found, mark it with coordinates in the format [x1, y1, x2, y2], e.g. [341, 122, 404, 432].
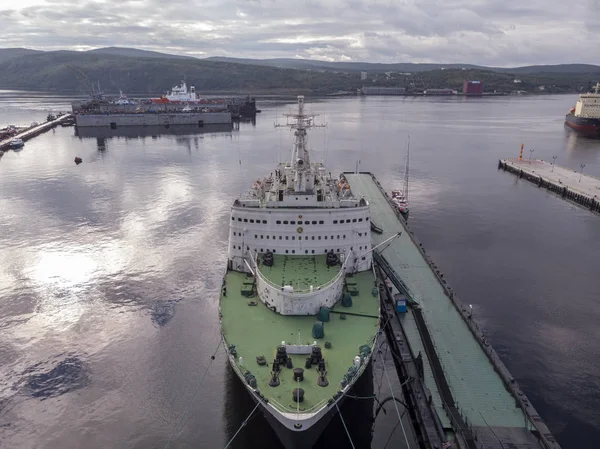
[1, 0, 599, 66]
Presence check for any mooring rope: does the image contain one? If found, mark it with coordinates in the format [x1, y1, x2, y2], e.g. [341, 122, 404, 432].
[163, 339, 222, 449]
[223, 402, 261, 449]
[335, 402, 356, 449]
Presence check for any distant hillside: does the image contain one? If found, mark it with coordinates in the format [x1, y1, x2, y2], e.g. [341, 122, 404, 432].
[205, 56, 600, 75]
[0, 48, 43, 64]
[0, 50, 363, 94]
[87, 47, 194, 60]
[0, 46, 599, 94]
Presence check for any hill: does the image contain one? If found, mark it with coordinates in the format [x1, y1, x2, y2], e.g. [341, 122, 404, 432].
[0, 48, 43, 64]
[0, 47, 599, 95]
[87, 47, 194, 60]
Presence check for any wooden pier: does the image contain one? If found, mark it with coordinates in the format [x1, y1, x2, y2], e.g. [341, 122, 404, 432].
[0, 114, 74, 153]
[498, 158, 600, 213]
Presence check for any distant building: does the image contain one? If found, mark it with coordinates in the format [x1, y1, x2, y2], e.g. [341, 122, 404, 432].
[513, 79, 522, 84]
[361, 86, 406, 96]
[463, 80, 484, 96]
[360, 71, 367, 80]
[423, 88, 455, 95]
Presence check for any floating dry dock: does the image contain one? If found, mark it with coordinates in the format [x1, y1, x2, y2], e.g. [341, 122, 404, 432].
[345, 172, 561, 449]
[0, 114, 74, 152]
[498, 158, 600, 213]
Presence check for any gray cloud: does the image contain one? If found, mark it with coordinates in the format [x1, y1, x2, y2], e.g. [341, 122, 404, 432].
[0, 0, 599, 65]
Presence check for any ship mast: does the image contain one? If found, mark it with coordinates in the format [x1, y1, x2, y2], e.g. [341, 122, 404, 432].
[276, 96, 325, 193]
[403, 136, 410, 201]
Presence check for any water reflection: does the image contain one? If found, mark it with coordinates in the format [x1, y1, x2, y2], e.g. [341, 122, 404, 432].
[75, 123, 234, 139]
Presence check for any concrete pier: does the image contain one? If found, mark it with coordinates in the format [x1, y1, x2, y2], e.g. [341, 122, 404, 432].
[0, 114, 74, 152]
[498, 158, 600, 213]
[345, 172, 561, 449]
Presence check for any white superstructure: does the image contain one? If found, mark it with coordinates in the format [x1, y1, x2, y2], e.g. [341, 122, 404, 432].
[165, 81, 199, 102]
[574, 82, 600, 118]
[227, 96, 372, 315]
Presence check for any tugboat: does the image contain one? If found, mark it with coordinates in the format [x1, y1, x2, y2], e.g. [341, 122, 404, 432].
[565, 82, 600, 138]
[219, 96, 381, 449]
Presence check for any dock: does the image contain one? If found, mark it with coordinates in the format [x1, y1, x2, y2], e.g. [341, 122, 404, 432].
[498, 158, 600, 213]
[345, 172, 561, 449]
[0, 114, 74, 152]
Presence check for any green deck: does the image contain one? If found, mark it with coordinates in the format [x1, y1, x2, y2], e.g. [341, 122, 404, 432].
[260, 254, 339, 291]
[220, 264, 379, 415]
[345, 173, 528, 429]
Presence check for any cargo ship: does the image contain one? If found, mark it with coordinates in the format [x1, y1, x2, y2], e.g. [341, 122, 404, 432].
[219, 96, 381, 449]
[565, 82, 600, 138]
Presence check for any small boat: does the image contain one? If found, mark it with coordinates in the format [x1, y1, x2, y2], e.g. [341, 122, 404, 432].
[391, 138, 410, 216]
[10, 138, 24, 149]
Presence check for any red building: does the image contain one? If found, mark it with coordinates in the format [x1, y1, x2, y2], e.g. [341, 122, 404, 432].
[463, 80, 484, 96]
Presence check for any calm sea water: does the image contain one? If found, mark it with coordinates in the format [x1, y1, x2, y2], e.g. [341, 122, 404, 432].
[1, 90, 599, 449]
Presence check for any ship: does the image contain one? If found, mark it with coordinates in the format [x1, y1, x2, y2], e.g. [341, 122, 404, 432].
[565, 82, 600, 137]
[219, 96, 383, 449]
[391, 139, 410, 216]
[71, 81, 258, 126]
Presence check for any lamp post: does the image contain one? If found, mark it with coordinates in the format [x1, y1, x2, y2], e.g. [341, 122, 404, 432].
[551, 156, 557, 172]
[579, 164, 586, 182]
[529, 149, 534, 163]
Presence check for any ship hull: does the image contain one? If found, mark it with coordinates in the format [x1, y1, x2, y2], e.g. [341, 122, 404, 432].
[565, 113, 600, 137]
[75, 111, 232, 127]
[223, 334, 375, 449]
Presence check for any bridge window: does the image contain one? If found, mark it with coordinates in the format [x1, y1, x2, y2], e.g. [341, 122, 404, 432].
[337, 235, 340, 239]
[292, 236, 295, 240]
[305, 250, 308, 254]
[311, 250, 315, 254]
[333, 220, 338, 224]
[346, 219, 351, 223]
[312, 220, 317, 224]
[262, 220, 267, 224]
[298, 221, 303, 225]
[319, 220, 324, 224]
[358, 218, 363, 222]
[362, 256, 366, 260]
[286, 250, 289, 254]
[352, 219, 357, 223]
[366, 217, 369, 221]
[337, 249, 340, 252]
[290, 221, 296, 225]
[305, 236, 308, 240]
[324, 236, 327, 240]
[244, 218, 248, 222]
[267, 236, 270, 239]
[233, 232, 236, 236]
[238, 218, 242, 222]
[250, 219, 254, 223]
[283, 220, 289, 224]
[231, 217, 235, 221]
[255, 234, 258, 238]
[279, 236, 283, 240]
[312, 236, 315, 240]
[318, 236, 321, 240]
[276, 220, 281, 224]
[292, 250, 295, 254]
[260, 248, 263, 252]
[343, 235, 346, 239]
[261, 235, 264, 239]
[286, 236, 289, 240]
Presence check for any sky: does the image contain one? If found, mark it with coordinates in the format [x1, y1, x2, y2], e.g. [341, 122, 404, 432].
[0, 0, 599, 66]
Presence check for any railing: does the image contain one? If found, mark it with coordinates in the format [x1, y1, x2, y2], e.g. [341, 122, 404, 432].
[247, 252, 350, 296]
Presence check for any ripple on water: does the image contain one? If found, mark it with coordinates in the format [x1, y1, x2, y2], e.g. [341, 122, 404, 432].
[20, 356, 89, 400]
[150, 299, 176, 327]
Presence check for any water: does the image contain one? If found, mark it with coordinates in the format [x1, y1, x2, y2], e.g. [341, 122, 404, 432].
[1, 90, 599, 449]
